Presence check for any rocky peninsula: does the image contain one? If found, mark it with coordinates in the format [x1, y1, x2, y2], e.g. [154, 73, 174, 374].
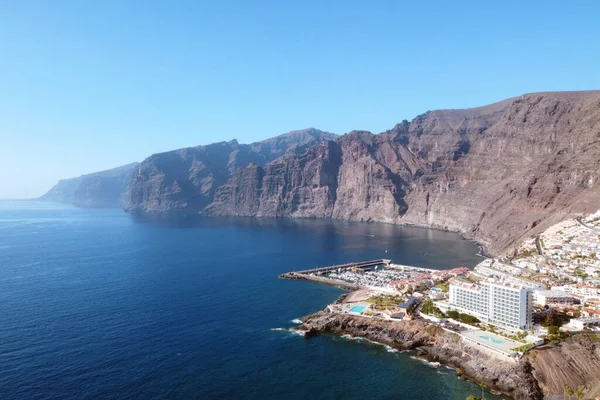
[295, 303, 600, 400]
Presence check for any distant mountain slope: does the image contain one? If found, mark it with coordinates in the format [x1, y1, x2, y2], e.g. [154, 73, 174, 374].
[205, 90, 600, 254]
[122, 128, 335, 212]
[40, 163, 139, 208]
[45, 91, 600, 255]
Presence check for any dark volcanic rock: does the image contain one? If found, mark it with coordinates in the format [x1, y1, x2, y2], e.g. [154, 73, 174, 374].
[299, 310, 544, 400]
[40, 163, 139, 208]
[300, 310, 600, 399]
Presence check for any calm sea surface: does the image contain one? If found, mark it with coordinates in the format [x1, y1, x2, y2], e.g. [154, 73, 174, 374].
[0, 201, 501, 399]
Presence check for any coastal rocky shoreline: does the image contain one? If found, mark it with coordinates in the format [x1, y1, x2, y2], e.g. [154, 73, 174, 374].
[295, 302, 600, 399]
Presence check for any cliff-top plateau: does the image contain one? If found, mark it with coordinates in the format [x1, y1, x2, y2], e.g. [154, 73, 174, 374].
[42, 90, 600, 255]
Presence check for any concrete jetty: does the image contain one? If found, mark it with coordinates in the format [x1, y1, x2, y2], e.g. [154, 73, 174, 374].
[279, 259, 391, 289]
[291, 259, 391, 275]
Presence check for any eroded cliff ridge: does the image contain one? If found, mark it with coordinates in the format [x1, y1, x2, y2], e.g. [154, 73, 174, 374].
[123, 128, 335, 213]
[123, 90, 600, 254]
[40, 162, 139, 208]
[206, 91, 600, 254]
[298, 310, 544, 400]
[298, 309, 600, 399]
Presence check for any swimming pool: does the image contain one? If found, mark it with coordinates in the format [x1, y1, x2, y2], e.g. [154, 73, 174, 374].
[480, 335, 505, 344]
[349, 305, 367, 313]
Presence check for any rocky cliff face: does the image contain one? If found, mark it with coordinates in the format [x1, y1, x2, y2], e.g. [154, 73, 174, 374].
[526, 335, 600, 399]
[299, 309, 600, 399]
[122, 128, 335, 213]
[298, 310, 543, 400]
[206, 91, 600, 255]
[40, 162, 139, 208]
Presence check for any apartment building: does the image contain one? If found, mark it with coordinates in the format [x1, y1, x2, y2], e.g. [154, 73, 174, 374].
[449, 279, 533, 331]
[533, 290, 578, 307]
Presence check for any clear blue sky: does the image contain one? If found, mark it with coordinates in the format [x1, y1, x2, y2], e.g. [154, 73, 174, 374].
[1, 1, 599, 198]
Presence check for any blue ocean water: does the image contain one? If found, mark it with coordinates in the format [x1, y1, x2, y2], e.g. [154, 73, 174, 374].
[0, 201, 500, 400]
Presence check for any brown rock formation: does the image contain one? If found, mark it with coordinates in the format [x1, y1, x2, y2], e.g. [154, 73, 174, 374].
[298, 309, 600, 399]
[526, 335, 600, 399]
[123, 128, 335, 213]
[207, 90, 600, 255]
[297, 309, 544, 399]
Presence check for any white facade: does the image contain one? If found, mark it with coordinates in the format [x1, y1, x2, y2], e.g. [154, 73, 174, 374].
[533, 290, 577, 307]
[551, 285, 600, 298]
[449, 280, 533, 331]
[474, 262, 545, 291]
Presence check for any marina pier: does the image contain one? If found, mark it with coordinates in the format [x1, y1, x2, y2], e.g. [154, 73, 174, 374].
[291, 259, 391, 275]
[280, 259, 393, 289]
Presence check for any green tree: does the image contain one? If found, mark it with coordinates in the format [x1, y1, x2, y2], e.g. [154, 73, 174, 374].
[447, 310, 459, 319]
[458, 313, 480, 324]
[466, 396, 482, 400]
[575, 386, 585, 399]
[480, 382, 487, 400]
[565, 384, 574, 399]
[547, 326, 560, 335]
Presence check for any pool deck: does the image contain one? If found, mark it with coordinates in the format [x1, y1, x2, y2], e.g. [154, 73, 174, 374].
[460, 329, 522, 359]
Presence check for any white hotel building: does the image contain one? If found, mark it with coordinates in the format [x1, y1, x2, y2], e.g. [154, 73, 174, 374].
[448, 279, 533, 331]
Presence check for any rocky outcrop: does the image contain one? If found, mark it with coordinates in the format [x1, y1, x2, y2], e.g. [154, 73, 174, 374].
[40, 162, 139, 208]
[206, 91, 600, 255]
[297, 310, 544, 399]
[526, 335, 600, 399]
[298, 310, 600, 399]
[123, 128, 335, 213]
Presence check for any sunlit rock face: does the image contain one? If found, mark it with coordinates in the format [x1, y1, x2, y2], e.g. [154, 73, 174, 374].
[126, 91, 600, 255]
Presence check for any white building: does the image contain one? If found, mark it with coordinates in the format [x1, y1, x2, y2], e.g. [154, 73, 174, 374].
[514, 259, 539, 272]
[533, 290, 578, 307]
[449, 279, 533, 331]
[551, 285, 600, 298]
[474, 262, 545, 291]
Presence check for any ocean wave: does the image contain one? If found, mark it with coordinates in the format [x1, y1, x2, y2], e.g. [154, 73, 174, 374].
[339, 334, 399, 353]
[410, 356, 440, 368]
[291, 318, 302, 324]
[270, 327, 307, 337]
[384, 345, 398, 353]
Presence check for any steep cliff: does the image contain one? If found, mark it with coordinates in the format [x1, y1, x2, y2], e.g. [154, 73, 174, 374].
[526, 335, 600, 399]
[123, 128, 335, 213]
[207, 90, 600, 255]
[40, 163, 139, 208]
[298, 310, 543, 400]
[299, 309, 600, 399]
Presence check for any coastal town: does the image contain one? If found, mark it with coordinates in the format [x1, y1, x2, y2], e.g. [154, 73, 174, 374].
[281, 211, 600, 364]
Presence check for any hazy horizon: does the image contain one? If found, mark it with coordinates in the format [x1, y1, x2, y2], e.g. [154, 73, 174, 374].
[2, 1, 600, 198]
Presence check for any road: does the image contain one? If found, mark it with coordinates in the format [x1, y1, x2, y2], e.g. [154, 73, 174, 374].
[535, 234, 544, 256]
